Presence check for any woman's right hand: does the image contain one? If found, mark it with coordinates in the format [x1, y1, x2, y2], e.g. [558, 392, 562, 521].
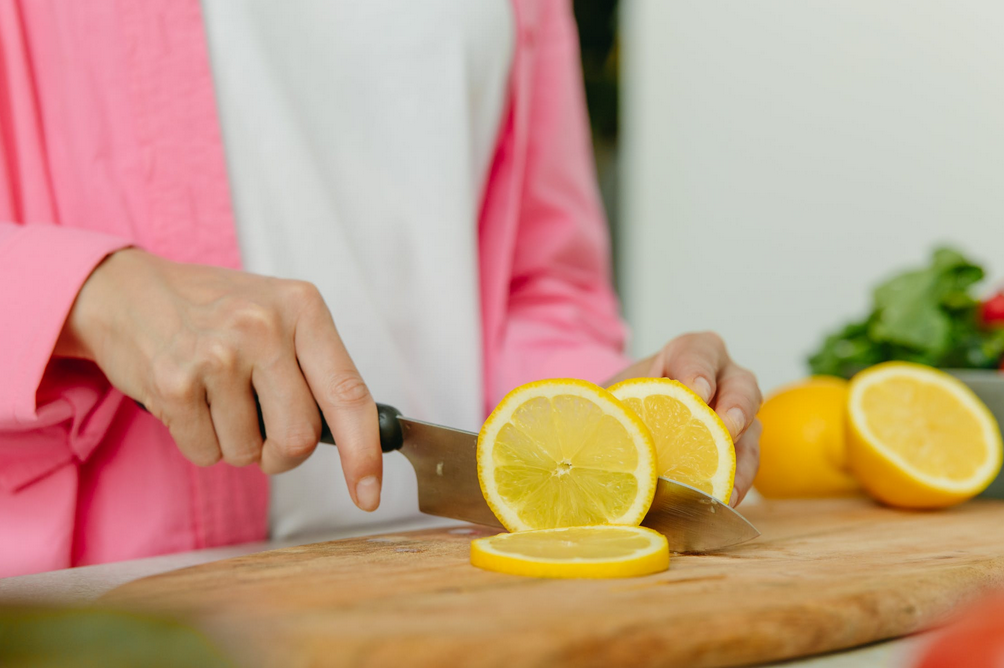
[55, 249, 383, 511]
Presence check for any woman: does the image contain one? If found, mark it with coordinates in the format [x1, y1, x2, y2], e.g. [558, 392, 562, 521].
[0, 0, 762, 577]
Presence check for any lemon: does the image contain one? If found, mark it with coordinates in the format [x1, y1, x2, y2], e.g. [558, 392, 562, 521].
[470, 525, 669, 579]
[754, 377, 859, 498]
[609, 378, 735, 502]
[477, 379, 658, 532]
[848, 362, 1003, 508]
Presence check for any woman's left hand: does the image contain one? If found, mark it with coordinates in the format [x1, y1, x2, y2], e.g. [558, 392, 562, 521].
[605, 332, 763, 508]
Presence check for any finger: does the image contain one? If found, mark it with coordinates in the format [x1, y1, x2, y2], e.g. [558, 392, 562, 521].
[150, 372, 222, 467]
[167, 403, 222, 466]
[291, 284, 382, 511]
[661, 332, 728, 404]
[201, 341, 263, 467]
[207, 381, 264, 468]
[148, 361, 221, 466]
[255, 359, 322, 475]
[711, 364, 763, 441]
[731, 418, 762, 507]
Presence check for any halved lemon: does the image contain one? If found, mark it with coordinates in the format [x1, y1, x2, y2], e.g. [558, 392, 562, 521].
[609, 378, 736, 502]
[848, 362, 1003, 508]
[470, 525, 669, 579]
[477, 379, 658, 532]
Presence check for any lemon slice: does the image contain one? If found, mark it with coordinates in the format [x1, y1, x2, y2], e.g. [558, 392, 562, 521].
[477, 379, 658, 532]
[470, 525, 669, 579]
[848, 362, 1003, 508]
[609, 378, 735, 502]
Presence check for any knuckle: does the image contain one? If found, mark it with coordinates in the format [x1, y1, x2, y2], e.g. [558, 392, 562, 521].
[665, 332, 718, 367]
[737, 370, 764, 409]
[196, 453, 222, 467]
[182, 443, 222, 467]
[258, 459, 283, 476]
[274, 424, 321, 460]
[735, 364, 759, 385]
[739, 391, 760, 413]
[285, 280, 324, 311]
[356, 451, 384, 475]
[748, 443, 761, 476]
[197, 337, 240, 375]
[224, 447, 260, 468]
[663, 334, 691, 357]
[698, 330, 727, 351]
[151, 358, 200, 404]
[324, 372, 371, 407]
[720, 367, 762, 413]
[228, 300, 282, 339]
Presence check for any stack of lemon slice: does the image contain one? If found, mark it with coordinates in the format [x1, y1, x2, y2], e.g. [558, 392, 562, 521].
[473, 378, 737, 578]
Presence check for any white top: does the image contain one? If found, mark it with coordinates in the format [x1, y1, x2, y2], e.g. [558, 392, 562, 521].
[201, 0, 513, 539]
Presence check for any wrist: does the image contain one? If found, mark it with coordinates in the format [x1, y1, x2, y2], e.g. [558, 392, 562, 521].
[54, 247, 138, 360]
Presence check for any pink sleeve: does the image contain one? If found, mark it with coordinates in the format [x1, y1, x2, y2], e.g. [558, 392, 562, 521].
[0, 223, 131, 491]
[0, 223, 130, 426]
[492, 1, 631, 402]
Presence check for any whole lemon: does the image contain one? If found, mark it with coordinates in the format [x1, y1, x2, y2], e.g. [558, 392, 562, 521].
[754, 377, 859, 498]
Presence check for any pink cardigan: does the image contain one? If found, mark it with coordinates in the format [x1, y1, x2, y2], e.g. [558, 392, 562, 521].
[0, 0, 629, 577]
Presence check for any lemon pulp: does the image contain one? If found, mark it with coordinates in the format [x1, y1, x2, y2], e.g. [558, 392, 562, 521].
[610, 379, 735, 502]
[478, 379, 657, 532]
[848, 362, 1003, 508]
[860, 377, 988, 481]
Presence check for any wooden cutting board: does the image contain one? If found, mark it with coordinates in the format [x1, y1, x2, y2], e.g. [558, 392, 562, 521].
[104, 498, 1004, 668]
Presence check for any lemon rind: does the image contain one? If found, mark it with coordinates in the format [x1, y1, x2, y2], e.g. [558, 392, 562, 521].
[477, 379, 658, 533]
[470, 526, 670, 579]
[848, 362, 1003, 494]
[608, 378, 737, 503]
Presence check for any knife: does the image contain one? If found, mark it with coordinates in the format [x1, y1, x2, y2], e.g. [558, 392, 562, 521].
[284, 402, 760, 553]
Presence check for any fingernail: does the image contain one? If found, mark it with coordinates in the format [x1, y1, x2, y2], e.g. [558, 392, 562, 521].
[693, 377, 712, 403]
[355, 476, 381, 512]
[726, 407, 746, 438]
[729, 489, 739, 508]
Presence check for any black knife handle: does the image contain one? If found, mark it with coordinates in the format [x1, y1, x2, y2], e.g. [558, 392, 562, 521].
[255, 400, 404, 453]
[137, 399, 404, 453]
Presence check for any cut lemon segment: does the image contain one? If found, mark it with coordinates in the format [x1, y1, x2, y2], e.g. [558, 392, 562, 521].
[470, 525, 669, 579]
[609, 378, 736, 502]
[477, 379, 658, 532]
[848, 362, 1003, 509]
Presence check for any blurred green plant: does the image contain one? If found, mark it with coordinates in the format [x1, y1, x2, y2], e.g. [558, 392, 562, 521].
[0, 607, 235, 668]
[574, 0, 619, 144]
[574, 0, 622, 289]
[809, 247, 1004, 378]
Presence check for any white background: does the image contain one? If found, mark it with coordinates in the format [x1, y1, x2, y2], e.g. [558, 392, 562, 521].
[620, 0, 1004, 394]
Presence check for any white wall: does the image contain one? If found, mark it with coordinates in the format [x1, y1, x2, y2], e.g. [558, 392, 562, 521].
[620, 0, 1004, 395]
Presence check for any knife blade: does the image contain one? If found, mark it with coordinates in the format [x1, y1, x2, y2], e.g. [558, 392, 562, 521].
[641, 478, 760, 553]
[284, 402, 760, 553]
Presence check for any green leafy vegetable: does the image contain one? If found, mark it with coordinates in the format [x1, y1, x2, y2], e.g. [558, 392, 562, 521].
[0, 606, 235, 668]
[808, 247, 1004, 378]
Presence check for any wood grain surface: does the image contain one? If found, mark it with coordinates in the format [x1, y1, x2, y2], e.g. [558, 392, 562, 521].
[103, 498, 1004, 668]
